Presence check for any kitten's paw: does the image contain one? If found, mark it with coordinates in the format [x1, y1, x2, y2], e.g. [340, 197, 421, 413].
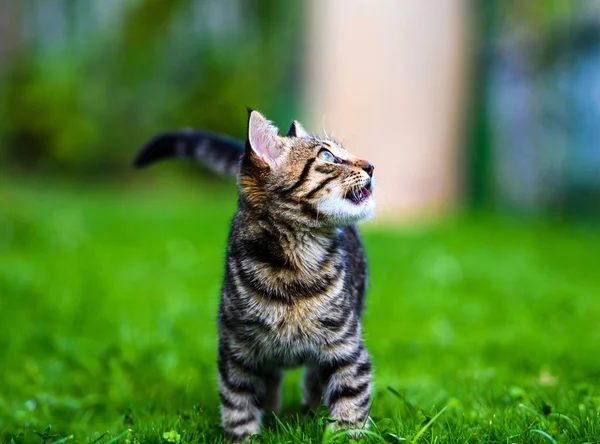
[328, 418, 369, 441]
[226, 431, 259, 443]
[223, 420, 260, 443]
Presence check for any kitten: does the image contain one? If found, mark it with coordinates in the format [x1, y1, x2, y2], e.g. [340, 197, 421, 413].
[134, 110, 375, 442]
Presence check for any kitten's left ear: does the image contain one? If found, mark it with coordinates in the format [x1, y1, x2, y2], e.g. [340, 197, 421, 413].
[286, 120, 310, 138]
[247, 110, 284, 168]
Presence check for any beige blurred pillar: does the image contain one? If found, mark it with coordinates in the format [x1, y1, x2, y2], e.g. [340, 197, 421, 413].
[0, 0, 22, 72]
[305, 0, 469, 222]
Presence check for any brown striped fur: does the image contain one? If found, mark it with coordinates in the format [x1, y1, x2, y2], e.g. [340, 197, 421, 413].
[216, 111, 375, 442]
[134, 110, 375, 442]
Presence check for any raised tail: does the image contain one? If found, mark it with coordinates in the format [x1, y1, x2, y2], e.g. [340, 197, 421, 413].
[132, 130, 244, 177]
[132, 120, 305, 176]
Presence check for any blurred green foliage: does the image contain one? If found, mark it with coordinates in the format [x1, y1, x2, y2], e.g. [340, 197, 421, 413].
[497, 0, 576, 31]
[1, 178, 599, 442]
[0, 0, 302, 174]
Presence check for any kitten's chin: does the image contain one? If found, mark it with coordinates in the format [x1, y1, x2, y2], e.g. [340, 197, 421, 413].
[316, 195, 376, 227]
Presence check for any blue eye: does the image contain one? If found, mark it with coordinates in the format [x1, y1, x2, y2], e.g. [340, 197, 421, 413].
[318, 150, 335, 163]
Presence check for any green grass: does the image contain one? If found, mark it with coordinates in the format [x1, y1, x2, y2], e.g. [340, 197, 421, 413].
[1, 177, 600, 443]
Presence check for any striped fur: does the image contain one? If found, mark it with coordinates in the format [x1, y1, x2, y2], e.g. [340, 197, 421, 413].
[134, 111, 375, 442]
[131, 120, 305, 175]
[132, 130, 243, 175]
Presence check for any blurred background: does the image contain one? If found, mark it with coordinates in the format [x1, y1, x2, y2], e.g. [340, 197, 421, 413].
[1, 1, 600, 442]
[1, 0, 599, 219]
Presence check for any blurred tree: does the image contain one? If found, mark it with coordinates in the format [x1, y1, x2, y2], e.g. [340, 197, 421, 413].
[0, 0, 303, 175]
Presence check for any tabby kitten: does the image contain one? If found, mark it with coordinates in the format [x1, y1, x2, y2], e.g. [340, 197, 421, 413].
[134, 111, 376, 442]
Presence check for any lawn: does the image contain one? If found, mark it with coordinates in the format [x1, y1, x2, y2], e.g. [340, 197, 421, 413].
[1, 177, 599, 443]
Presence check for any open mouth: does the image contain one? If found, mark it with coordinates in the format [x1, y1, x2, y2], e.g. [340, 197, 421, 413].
[344, 180, 372, 205]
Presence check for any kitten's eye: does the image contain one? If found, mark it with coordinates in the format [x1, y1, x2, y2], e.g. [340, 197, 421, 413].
[318, 150, 335, 163]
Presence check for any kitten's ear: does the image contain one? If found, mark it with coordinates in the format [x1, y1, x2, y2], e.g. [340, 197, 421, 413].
[286, 120, 310, 138]
[247, 110, 283, 168]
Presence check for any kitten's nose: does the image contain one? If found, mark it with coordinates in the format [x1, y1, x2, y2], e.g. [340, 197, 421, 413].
[362, 162, 374, 177]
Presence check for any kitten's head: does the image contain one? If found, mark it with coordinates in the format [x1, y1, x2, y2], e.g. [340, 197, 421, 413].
[239, 110, 375, 228]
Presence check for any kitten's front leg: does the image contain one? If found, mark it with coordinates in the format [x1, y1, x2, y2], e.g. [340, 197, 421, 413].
[322, 341, 372, 430]
[218, 341, 265, 442]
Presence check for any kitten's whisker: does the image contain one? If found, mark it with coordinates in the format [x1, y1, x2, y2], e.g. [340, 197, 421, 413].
[321, 114, 329, 139]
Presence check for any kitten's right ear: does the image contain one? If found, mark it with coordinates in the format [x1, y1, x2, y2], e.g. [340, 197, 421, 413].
[286, 120, 310, 138]
[247, 110, 284, 168]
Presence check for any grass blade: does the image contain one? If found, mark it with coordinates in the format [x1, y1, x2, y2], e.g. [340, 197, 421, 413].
[323, 428, 388, 444]
[518, 404, 545, 421]
[411, 406, 448, 444]
[388, 386, 403, 399]
[104, 429, 132, 444]
[548, 412, 575, 427]
[530, 429, 557, 443]
[91, 432, 108, 444]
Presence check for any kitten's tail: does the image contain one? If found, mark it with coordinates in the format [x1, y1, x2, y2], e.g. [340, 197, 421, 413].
[132, 121, 302, 176]
[132, 130, 244, 177]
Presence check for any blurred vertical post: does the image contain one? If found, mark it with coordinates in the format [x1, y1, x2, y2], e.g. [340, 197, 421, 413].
[305, 0, 469, 221]
[0, 0, 21, 72]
